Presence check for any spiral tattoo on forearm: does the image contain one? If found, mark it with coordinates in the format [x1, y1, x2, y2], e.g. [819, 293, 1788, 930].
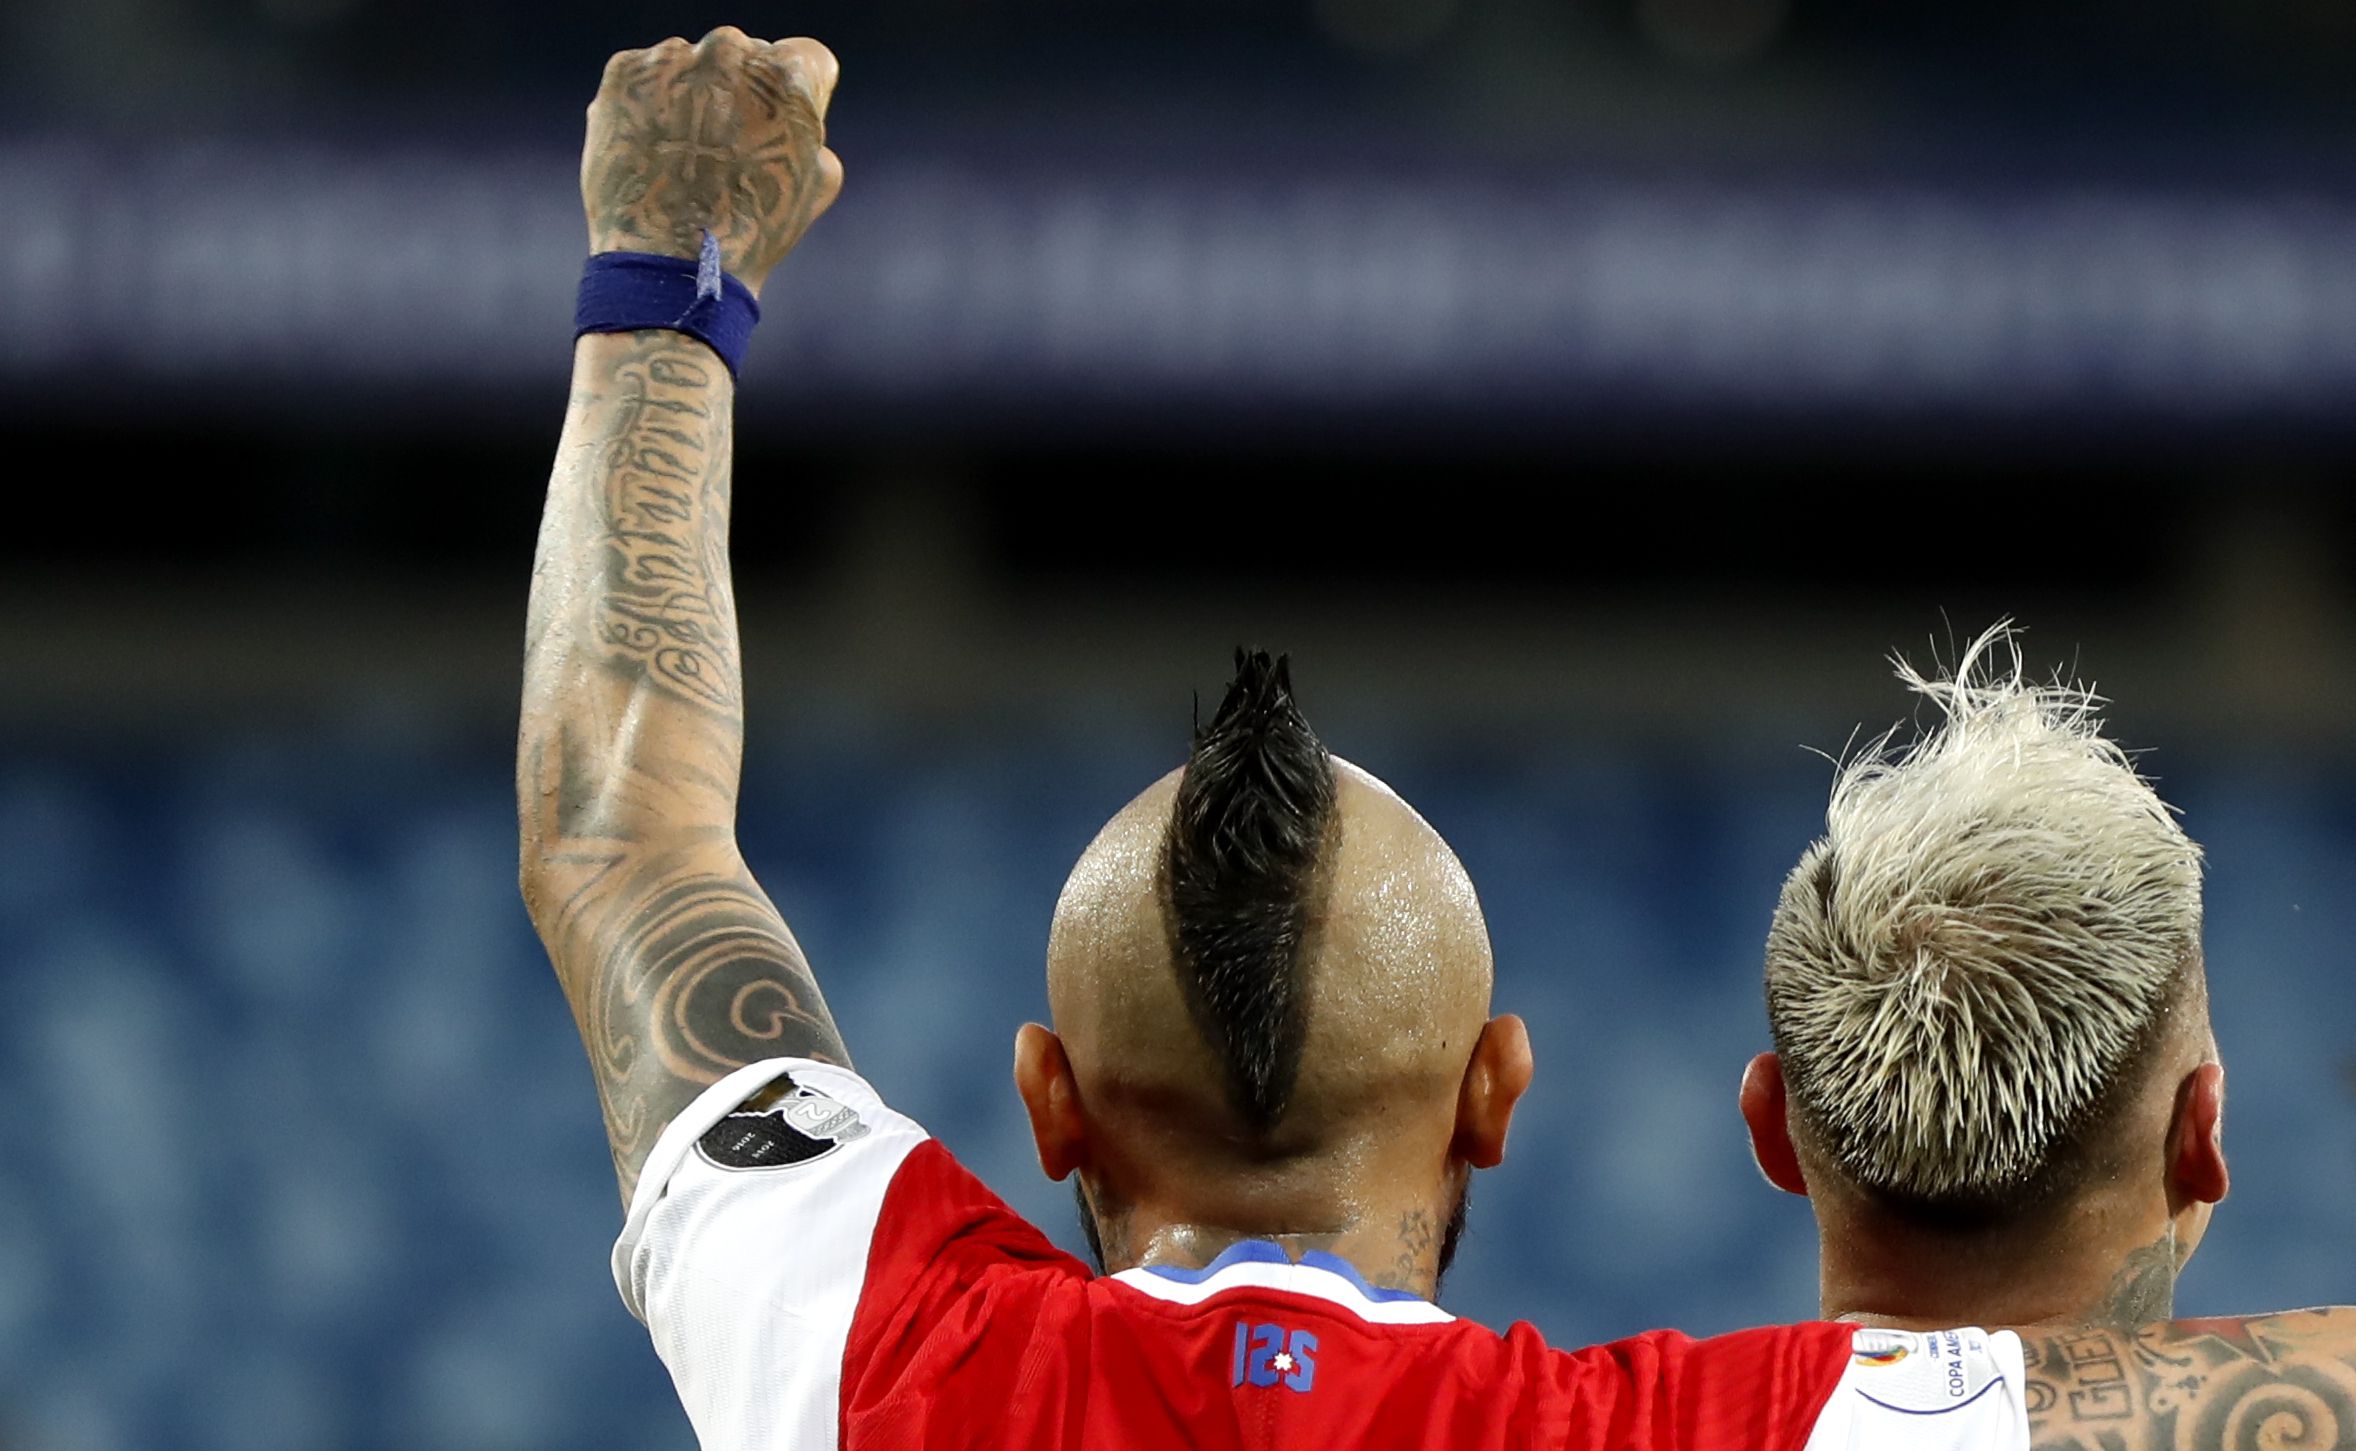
[522, 329, 846, 1205]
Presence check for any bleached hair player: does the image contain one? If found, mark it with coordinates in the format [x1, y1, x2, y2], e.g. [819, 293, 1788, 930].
[1745, 623, 2356, 1450]
[1764, 623, 2204, 1211]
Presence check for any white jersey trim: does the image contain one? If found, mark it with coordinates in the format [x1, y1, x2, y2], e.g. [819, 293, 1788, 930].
[1112, 1254, 1457, 1325]
[612, 1058, 930, 1451]
[1801, 1326, 2030, 1451]
[613, 1056, 811, 1320]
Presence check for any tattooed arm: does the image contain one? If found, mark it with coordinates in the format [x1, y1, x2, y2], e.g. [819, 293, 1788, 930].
[2022, 1310, 2356, 1450]
[518, 28, 846, 1205]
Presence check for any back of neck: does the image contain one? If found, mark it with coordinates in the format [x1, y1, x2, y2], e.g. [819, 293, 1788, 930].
[1820, 1210, 2178, 1333]
[1091, 1137, 1459, 1299]
[1103, 1180, 1453, 1300]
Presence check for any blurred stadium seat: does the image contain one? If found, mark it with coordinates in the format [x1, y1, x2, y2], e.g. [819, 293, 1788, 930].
[0, 733, 2345, 1448]
[4, 1, 2353, 1445]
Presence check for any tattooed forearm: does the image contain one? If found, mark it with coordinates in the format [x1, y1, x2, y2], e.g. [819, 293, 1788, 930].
[528, 27, 843, 1206]
[582, 339, 740, 717]
[531, 830, 844, 1199]
[2023, 1309, 2356, 1451]
[521, 329, 845, 1204]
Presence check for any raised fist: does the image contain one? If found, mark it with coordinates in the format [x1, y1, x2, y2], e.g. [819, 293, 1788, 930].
[582, 28, 842, 296]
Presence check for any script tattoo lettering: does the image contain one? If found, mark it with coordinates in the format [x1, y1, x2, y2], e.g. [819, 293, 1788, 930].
[522, 330, 845, 1204]
[2061, 1332, 2134, 1421]
[2023, 1309, 2356, 1451]
[526, 32, 844, 1204]
[586, 348, 739, 714]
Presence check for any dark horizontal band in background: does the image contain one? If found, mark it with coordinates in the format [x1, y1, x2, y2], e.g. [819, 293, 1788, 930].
[5, 136, 2355, 436]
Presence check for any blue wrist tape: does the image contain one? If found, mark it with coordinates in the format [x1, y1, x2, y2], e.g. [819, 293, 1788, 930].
[575, 233, 760, 377]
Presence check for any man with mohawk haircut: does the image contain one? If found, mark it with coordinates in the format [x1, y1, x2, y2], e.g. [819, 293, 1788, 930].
[522, 30, 2045, 1449]
[1741, 624, 2356, 1450]
[1035, 649, 1505, 1291]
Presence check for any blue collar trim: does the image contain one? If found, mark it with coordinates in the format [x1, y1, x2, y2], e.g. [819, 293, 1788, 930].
[1137, 1240, 1427, 1303]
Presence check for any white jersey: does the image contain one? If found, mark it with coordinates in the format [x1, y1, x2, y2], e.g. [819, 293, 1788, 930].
[1802, 1326, 2031, 1451]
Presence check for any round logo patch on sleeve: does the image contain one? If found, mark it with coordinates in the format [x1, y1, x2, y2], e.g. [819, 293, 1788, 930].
[1851, 1330, 1912, 1368]
[695, 1076, 872, 1171]
[1846, 1328, 2008, 1415]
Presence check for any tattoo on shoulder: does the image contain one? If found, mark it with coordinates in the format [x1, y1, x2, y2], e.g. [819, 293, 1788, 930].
[2024, 1309, 2356, 1451]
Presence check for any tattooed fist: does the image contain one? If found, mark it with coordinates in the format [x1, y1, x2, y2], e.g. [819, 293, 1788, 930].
[582, 28, 843, 295]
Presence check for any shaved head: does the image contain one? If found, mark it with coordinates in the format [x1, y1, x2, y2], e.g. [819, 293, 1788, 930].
[1046, 657, 1494, 1178]
[1017, 653, 1525, 1291]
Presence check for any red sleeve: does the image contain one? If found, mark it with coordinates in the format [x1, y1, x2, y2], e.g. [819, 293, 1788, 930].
[839, 1140, 1093, 1441]
[1549, 1321, 1857, 1451]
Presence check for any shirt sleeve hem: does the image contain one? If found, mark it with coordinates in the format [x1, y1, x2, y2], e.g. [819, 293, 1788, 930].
[610, 1055, 844, 1322]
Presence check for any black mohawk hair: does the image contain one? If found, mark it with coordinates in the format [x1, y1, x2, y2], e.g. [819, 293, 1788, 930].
[1165, 649, 1339, 1131]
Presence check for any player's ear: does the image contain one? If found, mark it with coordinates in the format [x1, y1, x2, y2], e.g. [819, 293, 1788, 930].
[1740, 1051, 1810, 1197]
[1451, 1013, 1532, 1170]
[2166, 1059, 2229, 1207]
[1014, 1023, 1090, 1182]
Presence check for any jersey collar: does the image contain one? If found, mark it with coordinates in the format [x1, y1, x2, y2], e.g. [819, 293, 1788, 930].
[1113, 1239, 1455, 1325]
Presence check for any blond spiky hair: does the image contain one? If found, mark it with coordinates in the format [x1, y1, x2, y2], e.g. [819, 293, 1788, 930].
[1764, 623, 2204, 1211]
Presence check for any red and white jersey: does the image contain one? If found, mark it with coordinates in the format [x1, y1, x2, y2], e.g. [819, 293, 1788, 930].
[614, 1058, 2032, 1450]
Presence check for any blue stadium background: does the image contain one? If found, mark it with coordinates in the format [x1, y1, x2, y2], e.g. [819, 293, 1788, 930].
[3, 718, 2350, 1447]
[5, 0, 2356, 1443]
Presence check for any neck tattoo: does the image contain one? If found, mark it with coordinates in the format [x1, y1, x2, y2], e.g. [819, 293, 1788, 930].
[2092, 1229, 2178, 1331]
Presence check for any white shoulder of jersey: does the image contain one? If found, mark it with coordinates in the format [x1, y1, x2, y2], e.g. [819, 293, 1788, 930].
[1803, 1327, 2029, 1451]
[612, 1058, 930, 1451]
